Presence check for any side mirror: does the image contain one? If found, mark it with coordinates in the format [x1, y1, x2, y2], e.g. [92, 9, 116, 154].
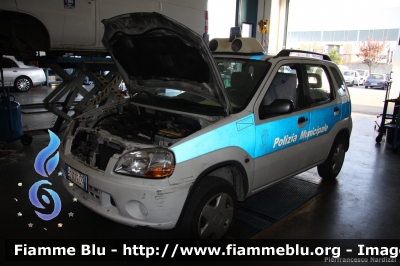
[259, 99, 294, 119]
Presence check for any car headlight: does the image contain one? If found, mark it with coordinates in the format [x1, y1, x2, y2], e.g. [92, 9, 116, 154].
[114, 148, 175, 178]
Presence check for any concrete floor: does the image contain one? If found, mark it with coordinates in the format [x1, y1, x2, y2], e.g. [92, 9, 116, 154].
[1, 85, 400, 264]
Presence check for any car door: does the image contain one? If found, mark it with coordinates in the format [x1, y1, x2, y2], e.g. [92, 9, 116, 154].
[0, 57, 19, 87]
[252, 61, 311, 192]
[301, 62, 342, 166]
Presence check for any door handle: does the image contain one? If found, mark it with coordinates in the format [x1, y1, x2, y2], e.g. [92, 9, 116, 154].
[334, 106, 340, 116]
[298, 117, 308, 124]
[13, 70, 18, 72]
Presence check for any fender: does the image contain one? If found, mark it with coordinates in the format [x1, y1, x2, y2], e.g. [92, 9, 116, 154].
[0, 10, 50, 61]
[176, 160, 249, 225]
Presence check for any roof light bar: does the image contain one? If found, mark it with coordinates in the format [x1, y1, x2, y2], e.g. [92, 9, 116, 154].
[209, 38, 265, 55]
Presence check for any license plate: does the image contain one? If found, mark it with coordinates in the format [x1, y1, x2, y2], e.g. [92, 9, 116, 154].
[65, 165, 88, 192]
[371, 83, 377, 85]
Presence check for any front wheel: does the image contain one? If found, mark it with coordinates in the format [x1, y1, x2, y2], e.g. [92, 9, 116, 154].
[317, 136, 346, 180]
[14, 76, 32, 92]
[179, 177, 237, 240]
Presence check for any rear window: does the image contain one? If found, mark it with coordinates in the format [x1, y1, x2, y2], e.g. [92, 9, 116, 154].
[370, 74, 385, 79]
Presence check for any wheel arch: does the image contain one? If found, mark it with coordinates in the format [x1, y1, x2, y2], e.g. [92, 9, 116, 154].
[176, 160, 249, 225]
[0, 10, 50, 61]
[335, 129, 350, 152]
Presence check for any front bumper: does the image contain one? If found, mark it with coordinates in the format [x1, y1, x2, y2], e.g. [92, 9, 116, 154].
[59, 153, 191, 230]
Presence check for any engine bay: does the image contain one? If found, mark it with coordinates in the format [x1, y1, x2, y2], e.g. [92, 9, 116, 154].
[70, 104, 207, 171]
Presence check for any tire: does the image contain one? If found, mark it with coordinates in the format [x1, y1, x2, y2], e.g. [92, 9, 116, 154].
[348, 81, 353, 87]
[21, 134, 33, 146]
[179, 176, 237, 240]
[365, 86, 368, 89]
[14, 76, 32, 92]
[317, 136, 346, 180]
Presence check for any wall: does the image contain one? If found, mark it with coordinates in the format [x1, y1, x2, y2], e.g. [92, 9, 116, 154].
[343, 63, 393, 74]
[237, 0, 258, 37]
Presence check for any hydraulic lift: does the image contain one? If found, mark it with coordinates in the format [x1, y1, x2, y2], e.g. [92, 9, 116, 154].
[39, 56, 126, 133]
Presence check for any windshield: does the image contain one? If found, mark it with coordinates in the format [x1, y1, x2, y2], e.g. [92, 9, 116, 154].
[215, 58, 270, 112]
[132, 58, 270, 115]
[356, 70, 365, 75]
[132, 87, 226, 116]
[343, 71, 354, 75]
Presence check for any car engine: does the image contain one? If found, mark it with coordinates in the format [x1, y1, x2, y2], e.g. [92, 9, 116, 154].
[70, 105, 203, 171]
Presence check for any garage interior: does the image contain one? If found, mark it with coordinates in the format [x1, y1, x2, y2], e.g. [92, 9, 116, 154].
[1, 0, 400, 253]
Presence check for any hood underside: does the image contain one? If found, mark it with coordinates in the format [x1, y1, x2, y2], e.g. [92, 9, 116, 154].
[101, 12, 230, 114]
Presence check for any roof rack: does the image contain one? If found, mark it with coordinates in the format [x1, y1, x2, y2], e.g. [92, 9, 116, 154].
[276, 49, 331, 61]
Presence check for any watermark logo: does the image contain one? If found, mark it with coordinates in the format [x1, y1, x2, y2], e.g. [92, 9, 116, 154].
[29, 130, 62, 221]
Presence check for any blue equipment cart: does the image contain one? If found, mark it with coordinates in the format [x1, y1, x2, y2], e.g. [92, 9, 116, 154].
[0, 68, 32, 148]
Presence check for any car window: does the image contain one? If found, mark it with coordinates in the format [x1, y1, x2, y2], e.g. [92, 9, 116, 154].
[0, 58, 17, 68]
[261, 64, 301, 113]
[215, 58, 270, 112]
[305, 65, 333, 106]
[330, 67, 347, 97]
[370, 74, 384, 79]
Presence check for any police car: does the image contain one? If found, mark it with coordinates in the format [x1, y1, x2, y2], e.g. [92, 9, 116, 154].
[59, 13, 352, 240]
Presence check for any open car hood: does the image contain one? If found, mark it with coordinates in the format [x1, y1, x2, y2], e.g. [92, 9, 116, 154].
[102, 12, 230, 115]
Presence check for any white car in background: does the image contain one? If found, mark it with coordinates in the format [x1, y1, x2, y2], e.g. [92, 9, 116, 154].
[355, 69, 369, 85]
[0, 55, 46, 92]
[342, 70, 362, 87]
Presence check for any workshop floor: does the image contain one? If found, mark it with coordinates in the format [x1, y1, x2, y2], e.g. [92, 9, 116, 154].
[1, 86, 400, 265]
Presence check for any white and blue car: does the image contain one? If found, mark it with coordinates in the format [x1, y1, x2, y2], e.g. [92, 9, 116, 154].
[59, 13, 352, 240]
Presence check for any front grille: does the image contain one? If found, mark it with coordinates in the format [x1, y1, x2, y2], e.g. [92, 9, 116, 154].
[88, 185, 102, 204]
[110, 197, 116, 207]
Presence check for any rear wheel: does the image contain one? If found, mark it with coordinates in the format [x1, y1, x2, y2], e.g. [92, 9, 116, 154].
[179, 177, 237, 240]
[14, 76, 32, 92]
[318, 136, 346, 180]
[365, 86, 368, 89]
[21, 134, 33, 146]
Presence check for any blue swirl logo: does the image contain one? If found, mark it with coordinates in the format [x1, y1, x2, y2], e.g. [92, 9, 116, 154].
[29, 130, 62, 221]
[34, 130, 60, 177]
[29, 180, 62, 221]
